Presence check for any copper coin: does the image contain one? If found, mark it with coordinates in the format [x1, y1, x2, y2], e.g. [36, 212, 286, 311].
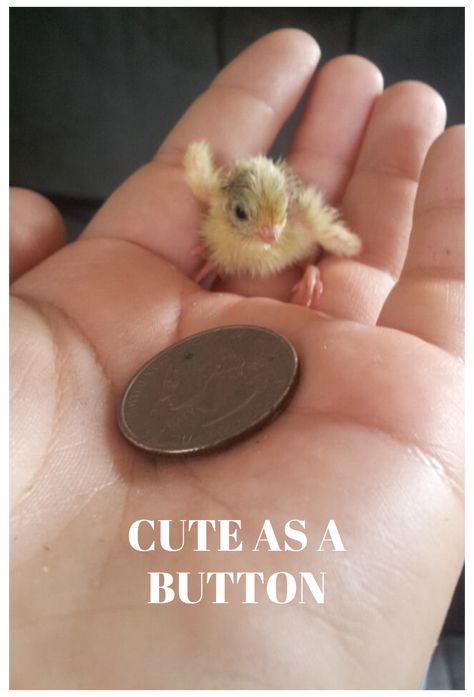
[118, 325, 299, 456]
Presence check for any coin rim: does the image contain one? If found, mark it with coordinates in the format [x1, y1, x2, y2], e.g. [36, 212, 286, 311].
[117, 324, 299, 457]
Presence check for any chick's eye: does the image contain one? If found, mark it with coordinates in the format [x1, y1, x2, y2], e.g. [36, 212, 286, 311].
[233, 204, 248, 221]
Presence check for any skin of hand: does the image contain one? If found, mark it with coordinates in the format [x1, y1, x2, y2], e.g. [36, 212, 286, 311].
[184, 139, 361, 283]
[10, 30, 464, 689]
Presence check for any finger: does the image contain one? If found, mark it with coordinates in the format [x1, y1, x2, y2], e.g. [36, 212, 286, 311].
[218, 54, 384, 301]
[157, 30, 320, 165]
[342, 81, 447, 276]
[9, 188, 67, 282]
[378, 126, 464, 357]
[83, 30, 320, 272]
[313, 81, 447, 323]
[288, 55, 384, 204]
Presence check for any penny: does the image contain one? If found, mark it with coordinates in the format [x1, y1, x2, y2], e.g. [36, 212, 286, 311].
[118, 325, 299, 456]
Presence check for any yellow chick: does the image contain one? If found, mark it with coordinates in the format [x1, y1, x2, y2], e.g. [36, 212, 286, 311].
[184, 140, 362, 307]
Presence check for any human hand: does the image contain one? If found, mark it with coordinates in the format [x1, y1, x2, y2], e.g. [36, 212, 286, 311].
[10, 30, 464, 689]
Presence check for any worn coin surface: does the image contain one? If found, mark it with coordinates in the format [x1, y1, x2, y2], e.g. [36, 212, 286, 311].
[118, 325, 299, 456]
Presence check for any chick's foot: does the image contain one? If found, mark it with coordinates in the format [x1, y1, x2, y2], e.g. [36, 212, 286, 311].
[291, 264, 323, 308]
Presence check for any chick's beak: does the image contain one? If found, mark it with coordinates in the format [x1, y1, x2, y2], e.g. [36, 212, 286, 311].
[258, 224, 281, 244]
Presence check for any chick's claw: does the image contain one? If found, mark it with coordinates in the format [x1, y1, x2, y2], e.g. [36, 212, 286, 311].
[291, 264, 324, 308]
[190, 242, 219, 289]
[193, 257, 220, 289]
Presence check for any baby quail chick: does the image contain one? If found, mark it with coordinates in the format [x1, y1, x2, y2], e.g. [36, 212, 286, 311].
[184, 140, 361, 307]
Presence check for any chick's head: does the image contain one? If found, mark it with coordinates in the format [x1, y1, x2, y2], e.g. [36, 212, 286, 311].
[218, 156, 288, 244]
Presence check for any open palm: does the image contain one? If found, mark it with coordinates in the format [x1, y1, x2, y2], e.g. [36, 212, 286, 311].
[10, 30, 464, 689]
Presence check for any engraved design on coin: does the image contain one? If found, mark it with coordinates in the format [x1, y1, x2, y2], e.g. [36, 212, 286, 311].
[118, 325, 299, 456]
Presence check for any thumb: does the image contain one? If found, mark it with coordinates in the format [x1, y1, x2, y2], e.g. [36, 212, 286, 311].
[10, 187, 67, 282]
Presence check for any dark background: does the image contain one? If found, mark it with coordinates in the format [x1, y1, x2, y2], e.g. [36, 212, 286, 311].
[10, 7, 465, 689]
